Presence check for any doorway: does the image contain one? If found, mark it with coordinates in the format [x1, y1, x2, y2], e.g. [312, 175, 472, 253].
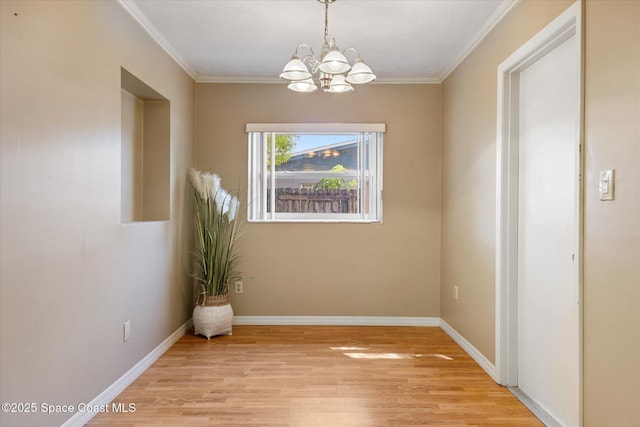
[495, 3, 583, 426]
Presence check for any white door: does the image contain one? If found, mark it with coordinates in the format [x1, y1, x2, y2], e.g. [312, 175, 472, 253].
[517, 33, 580, 426]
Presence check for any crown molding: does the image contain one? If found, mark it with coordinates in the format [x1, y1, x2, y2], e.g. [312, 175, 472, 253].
[195, 75, 441, 84]
[119, 0, 519, 86]
[372, 77, 441, 85]
[439, 0, 521, 82]
[118, 0, 198, 80]
[196, 75, 283, 84]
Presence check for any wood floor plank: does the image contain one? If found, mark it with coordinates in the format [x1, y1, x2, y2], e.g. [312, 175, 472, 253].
[87, 326, 542, 426]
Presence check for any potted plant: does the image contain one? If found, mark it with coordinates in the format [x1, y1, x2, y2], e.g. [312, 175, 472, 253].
[188, 168, 242, 339]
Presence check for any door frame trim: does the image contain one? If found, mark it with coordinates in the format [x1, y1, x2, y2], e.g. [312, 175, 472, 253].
[495, 1, 584, 424]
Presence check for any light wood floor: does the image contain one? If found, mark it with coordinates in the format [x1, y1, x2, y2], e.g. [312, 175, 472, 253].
[88, 325, 542, 426]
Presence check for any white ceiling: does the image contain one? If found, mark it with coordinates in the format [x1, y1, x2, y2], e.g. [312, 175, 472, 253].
[121, 0, 517, 83]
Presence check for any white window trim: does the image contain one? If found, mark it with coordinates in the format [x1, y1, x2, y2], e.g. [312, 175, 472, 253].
[246, 123, 385, 223]
[245, 123, 386, 133]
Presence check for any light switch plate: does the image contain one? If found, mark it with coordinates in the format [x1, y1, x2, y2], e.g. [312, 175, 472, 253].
[599, 169, 615, 201]
[123, 320, 130, 342]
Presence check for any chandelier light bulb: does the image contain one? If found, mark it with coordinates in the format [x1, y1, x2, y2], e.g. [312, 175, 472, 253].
[318, 49, 351, 75]
[288, 77, 318, 93]
[279, 56, 312, 81]
[326, 74, 353, 93]
[346, 60, 376, 84]
[279, 0, 375, 94]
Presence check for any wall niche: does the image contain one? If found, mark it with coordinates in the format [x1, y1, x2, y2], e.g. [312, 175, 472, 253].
[120, 67, 170, 222]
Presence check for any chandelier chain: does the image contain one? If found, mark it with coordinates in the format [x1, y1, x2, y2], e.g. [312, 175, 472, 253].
[280, 0, 375, 93]
[324, 0, 329, 44]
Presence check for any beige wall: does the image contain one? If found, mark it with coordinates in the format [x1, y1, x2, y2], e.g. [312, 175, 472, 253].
[440, 0, 574, 361]
[442, 0, 639, 425]
[121, 90, 145, 222]
[0, 1, 194, 426]
[142, 100, 171, 221]
[195, 83, 442, 317]
[2, 0, 637, 425]
[583, 1, 640, 425]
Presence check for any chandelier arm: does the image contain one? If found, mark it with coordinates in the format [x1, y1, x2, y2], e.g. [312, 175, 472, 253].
[282, 0, 371, 93]
[342, 47, 363, 63]
[294, 43, 315, 58]
[301, 54, 320, 73]
[293, 43, 320, 73]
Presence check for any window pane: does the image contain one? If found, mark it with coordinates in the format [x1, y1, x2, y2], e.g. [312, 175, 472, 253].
[247, 125, 383, 223]
[267, 133, 361, 215]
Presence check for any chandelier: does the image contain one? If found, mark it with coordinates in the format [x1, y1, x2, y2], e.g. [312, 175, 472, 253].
[279, 0, 376, 93]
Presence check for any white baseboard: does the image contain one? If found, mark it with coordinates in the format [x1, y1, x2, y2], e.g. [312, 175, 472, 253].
[233, 316, 440, 327]
[508, 386, 563, 427]
[61, 319, 193, 427]
[237, 317, 497, 382]
[61, 317, 496, 427]
[439, 319, 498, 382]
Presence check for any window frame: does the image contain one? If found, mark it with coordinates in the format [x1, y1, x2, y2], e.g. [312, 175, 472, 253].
[246, 123, 385, 223]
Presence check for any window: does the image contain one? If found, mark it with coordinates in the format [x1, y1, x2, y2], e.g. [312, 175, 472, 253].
[246, 123, 384, 222]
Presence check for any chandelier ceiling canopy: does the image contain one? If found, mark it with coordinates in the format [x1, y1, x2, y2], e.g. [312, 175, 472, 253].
[279, 0, 376, 93]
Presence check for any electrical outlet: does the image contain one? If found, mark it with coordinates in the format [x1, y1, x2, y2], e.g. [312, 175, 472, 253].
[453, 286, 459, 300]
[123, 320, 130, 342]
[234, 280, 243, 294]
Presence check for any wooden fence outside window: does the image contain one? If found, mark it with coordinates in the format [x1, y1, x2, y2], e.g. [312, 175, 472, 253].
[267, 188, 359, 214]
